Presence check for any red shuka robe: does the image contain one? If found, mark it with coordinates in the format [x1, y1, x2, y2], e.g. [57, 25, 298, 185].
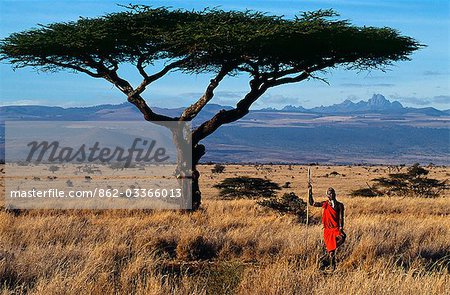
[322, 201, 341, 252]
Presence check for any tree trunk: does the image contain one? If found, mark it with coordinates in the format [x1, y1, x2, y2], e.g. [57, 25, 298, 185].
[172, 125, 205, 210]
[191, 144, 206, 210]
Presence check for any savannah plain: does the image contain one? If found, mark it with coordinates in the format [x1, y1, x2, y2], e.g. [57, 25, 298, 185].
[0, 164, 449, 294]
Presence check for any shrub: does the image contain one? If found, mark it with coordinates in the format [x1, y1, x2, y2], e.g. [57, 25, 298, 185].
[176, 235, 217, 261]
[211, 164, 226, 174]
[48, 165, 59, 173]
[257, 192, 307, 222]
[214, 177, 280, 199]
[352, 163, 448, 198]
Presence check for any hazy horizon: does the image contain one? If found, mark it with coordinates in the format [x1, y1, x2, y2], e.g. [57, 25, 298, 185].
[1, 93, 449, 111]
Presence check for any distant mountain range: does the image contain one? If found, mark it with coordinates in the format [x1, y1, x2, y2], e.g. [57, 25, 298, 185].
[261, 94, 448, 116]
[1, 94, 448, 121]
[0, 101, 232, 124]
[1, 94, 449, 165]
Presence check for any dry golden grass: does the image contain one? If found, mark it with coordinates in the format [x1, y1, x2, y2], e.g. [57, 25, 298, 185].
[0, 164, 449, 294]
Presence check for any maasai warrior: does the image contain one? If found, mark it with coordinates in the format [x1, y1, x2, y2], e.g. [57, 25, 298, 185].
[308, 184, 346, 270]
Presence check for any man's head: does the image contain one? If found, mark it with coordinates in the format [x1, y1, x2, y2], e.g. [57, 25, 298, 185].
[326, 187, 336, 200]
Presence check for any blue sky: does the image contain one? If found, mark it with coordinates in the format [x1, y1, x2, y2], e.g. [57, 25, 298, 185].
[0, 0, 449, 110]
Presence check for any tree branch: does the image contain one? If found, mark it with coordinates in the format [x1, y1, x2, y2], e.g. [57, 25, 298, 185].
[136, 56, 149, 79]
[43, 55, 176, 122]
[180, 65, 231, 121]
[192, 79, 266, 144]
[241, 59, 261, 78]
[42, 57, 104, 78]
[133, 58, 187, 96]
[308, 72, 330, 85]
[264, 61, 336, 87]
[75, 55, 180, 122]
[265, 71, 310, 87]
[128, 94, 178, 122]
[265, 67, 301, 79]
[191, 60, 338, 144]
[102, 70, 178, 122]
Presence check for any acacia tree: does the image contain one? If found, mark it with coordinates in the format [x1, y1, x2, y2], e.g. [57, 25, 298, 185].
[0, 6, 421, 210]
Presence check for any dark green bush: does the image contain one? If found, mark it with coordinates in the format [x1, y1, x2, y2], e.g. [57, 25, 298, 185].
[214, 177, 280, 199]
[352, 163, 448, 198]
[257, 192, 307, 221]
[211, 164, 226, 174]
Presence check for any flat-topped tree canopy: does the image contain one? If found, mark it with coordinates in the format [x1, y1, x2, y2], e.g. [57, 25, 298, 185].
[1, 6, 420, 76]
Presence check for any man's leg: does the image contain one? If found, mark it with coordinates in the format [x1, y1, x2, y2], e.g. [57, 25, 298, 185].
[336, 232, 346, 248]
[319, 252, 330, 270]
[328, 250, 336, 271]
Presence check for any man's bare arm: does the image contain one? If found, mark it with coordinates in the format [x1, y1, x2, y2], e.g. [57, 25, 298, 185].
[308, 185, 323, 207]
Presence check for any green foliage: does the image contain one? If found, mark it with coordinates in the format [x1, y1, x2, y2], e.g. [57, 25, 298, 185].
[48, 165, 60, 173]
[211, 163, 226, 174]
[352, 163, 448, 198]
[214, 177, 281, 199]
[176, 235, 217, 261]
[0, 6, 422, 75]
[257, 192, 307, 221]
